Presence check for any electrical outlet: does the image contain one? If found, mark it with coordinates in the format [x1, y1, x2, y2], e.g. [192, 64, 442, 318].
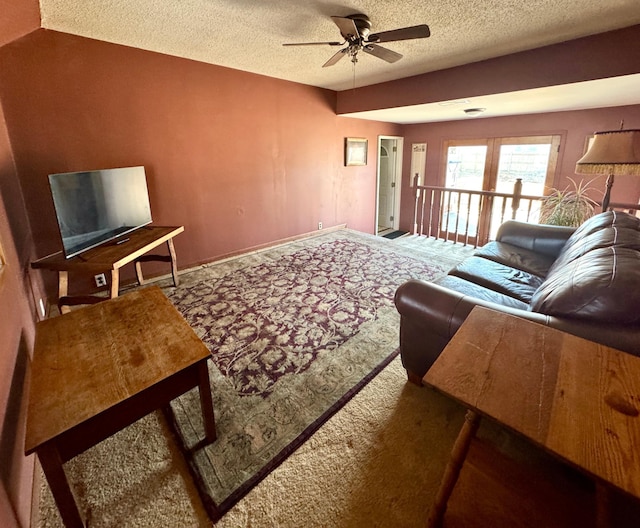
[318, 221, 323, 230]
[95, 273, 107, 287]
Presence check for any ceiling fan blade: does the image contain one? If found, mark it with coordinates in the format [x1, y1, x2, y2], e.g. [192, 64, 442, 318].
[363, 44, 403, 63]
[331, 16, 360, 40]
[368, 24, 431, 43]
[283, 41, 344, 47]
[322, 48, 349, 67]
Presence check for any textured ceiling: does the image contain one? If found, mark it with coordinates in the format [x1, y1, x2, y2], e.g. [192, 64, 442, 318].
[39, 0, 640, 91]
[38, 0, 640, 121]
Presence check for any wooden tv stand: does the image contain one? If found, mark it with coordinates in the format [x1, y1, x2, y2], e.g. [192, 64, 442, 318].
[32, 225, 184, 313]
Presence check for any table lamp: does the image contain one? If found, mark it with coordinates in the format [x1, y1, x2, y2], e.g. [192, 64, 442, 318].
[575, 128, 640, 212]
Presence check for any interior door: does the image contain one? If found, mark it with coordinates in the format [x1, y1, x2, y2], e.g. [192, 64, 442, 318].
[377, 142, 393, 231]
[376, 137, 403, 234]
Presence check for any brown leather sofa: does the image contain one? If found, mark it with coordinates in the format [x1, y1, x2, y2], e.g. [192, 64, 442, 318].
[394, 210, 640, 385]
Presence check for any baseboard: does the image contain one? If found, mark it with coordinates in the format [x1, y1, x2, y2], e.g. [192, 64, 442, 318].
[189, 224, 348, 268]
[125, 224, 349, 288]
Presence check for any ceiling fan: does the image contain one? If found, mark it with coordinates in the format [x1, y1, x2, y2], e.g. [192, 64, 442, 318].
[283, 14, 431, 67]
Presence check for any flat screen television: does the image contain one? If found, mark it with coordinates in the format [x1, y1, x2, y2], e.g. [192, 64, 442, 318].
[49, 166, 153, 259]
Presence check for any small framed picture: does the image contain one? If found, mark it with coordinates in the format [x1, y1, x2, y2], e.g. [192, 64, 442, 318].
[345, 137, 368, 166]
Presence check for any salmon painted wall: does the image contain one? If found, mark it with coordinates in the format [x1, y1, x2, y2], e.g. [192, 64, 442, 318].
[0, 88, 38, 528]
[0, 1, 41, 526]
[0, 30, 400, 298]
[0, 0, 40, 47]
[397, 105, 640, 232]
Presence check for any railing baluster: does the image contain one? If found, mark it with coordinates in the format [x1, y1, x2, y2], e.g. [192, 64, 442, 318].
[445, 191, 453, 239]
[475, 195, 483, 248]
[437, 190, 444, 237]
[413, 174, 420, 235]
[453, 192, 462, 245]
[423, 189, 430, 237]
[410, 183, 640, 244]
[512, 179, 522, 220]
[418, 189, 424, 235]
[464, 192, 472, 246]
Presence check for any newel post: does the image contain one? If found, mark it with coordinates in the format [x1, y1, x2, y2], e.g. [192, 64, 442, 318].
[511, 178, 522, 219]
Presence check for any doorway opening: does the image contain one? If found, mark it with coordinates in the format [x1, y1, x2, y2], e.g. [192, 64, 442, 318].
[376, 136, 404, 236]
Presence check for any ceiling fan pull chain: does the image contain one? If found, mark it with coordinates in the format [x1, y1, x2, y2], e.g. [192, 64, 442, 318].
[352, 60, 356, 90]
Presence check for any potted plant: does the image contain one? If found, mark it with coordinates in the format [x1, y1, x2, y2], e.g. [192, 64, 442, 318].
[539, 177, 598, 227]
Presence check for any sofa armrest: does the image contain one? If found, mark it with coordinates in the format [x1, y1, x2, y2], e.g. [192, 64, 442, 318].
[395, 278, 640, 383]
[495, 220, 575, 259]
[394, 279, 549, 380]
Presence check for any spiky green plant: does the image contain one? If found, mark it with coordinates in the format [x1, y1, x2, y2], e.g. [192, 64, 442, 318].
[539, 177, 598, 227]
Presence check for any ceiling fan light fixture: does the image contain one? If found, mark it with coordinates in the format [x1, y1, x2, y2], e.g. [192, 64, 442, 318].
[439, 99, 470, 106]
[464, 107, 486, 116]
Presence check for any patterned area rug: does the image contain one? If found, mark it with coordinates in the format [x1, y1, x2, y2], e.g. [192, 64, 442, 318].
[162, 229, 455, 521]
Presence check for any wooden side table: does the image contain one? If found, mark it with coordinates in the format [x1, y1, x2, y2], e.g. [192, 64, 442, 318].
[31, 225, 184, 313]
[25, 286, 216, 528]
[424, 306, 640, 527]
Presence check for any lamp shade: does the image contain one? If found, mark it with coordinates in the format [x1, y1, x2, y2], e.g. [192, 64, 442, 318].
[575, 129, 640, 176]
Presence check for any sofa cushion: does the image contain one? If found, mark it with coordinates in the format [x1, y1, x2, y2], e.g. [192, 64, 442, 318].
[568, 210, 640, 240]
[435, 275, 529, 310]
[474, 241, 557, 277]
[530, 246, 640, 324]
[547, 211, 640, 275]
[448, 256, 545, 303]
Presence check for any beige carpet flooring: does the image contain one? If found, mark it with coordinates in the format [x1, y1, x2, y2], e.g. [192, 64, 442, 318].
[38, 233, 593, 527]
[34, 233, 640, 526]
[37, 356, 471, 527]
[33, 233, 526, 527]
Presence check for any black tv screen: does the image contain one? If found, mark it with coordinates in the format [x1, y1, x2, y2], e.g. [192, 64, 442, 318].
[49, 166, 153, 258]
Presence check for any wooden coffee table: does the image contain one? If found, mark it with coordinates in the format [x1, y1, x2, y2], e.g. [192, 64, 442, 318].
[25, 286, 216, 528]
[424, 306, 640, 528]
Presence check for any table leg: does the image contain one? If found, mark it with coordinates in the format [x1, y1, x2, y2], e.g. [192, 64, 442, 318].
[427, 409, 480, 528]
[38, 443, 85, 528]
[58, 271, 71, 315]
[135, 260, 145, 286]
[110, 269, 120, 298]
[167, 238, 179, 287]
[197, 360, 217, 443]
